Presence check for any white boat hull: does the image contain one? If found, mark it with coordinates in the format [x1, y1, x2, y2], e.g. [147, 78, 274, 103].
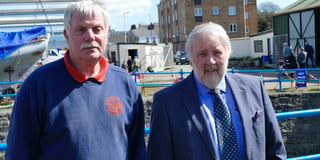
[0, 34, 50, 89]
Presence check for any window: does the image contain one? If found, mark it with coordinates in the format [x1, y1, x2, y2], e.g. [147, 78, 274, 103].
[146, 37, 150, 43]
[254, 40, 263, 52]
[194, 0, 201, 5]
[194, 8, 203, 22]
[245, 26, 249, 33]
[228, 6, 236, 16]
[195, 16, 202, 22]
[194, 8, 202, 16]
[229, 23, 237, 33]
[111, 51, 116, 63]
[152, 37, 156, 44]
[212, 7, 219, 16]
[175, 11, 178, 21]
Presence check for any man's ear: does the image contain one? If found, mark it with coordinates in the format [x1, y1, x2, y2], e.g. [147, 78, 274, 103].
[63, 29, 68, 40]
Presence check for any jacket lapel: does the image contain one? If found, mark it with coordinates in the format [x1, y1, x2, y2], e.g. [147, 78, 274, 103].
[180, 73, 219, 159]
[226, 74, 254, 158]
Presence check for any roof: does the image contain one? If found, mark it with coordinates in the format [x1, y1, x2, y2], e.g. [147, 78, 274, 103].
[274, 0, 320, 16]
[249, 29, 273, 37]
[130, 26, 158, 37]
[108, 32, 125, 44]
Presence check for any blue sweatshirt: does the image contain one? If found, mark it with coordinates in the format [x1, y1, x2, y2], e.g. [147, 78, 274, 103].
[6, 52, 146, 160]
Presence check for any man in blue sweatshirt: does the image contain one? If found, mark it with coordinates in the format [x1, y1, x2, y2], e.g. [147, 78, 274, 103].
[5, 0, 146, 159]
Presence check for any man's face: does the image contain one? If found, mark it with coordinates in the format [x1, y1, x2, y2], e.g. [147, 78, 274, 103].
[190, 36, 229, 89]
[64, 11, 108, 65]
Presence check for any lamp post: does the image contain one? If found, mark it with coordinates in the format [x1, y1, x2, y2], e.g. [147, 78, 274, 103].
[243, 0, 247, 37]
[123, 11, 130, 43]
[148, 9, 152, 44]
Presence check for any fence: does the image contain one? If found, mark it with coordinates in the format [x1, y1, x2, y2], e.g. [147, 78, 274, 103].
[1, 67, 320, 96]
[131, 67, 320, 92]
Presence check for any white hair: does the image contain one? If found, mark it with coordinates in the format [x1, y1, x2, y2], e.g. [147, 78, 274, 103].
[185, 22, 231, 59]
[64, 0, 110, 35]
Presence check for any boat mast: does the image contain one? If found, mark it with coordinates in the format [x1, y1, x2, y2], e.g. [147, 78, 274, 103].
[39, 0, 54, 35]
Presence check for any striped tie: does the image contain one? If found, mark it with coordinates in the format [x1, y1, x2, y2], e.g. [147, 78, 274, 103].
[210, 89, 241, 159]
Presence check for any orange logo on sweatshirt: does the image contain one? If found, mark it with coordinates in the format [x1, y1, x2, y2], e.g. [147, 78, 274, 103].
[106, 96, 123, 115]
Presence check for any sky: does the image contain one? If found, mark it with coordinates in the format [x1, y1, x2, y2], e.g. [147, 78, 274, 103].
[103, 0, 298, 31]
[102, 0, 160, 31]
[257, 0, 298, 9]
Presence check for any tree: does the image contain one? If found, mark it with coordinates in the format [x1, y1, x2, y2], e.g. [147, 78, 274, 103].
[257, 2, 281, 32]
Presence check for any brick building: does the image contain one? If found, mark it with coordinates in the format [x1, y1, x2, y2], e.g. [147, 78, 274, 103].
[157, 0, 258, 53]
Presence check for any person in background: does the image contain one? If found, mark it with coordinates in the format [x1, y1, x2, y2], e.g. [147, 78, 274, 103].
[304, 41, 315, 68]
[286, 51, 299, 78]
[298, 47, 307, 68]
[121, 60, 128, 70]
[283, 42, 291, 61]
[5, 0, 146, 159]
[133, 56, 141, 72]
[147, 22, 286, 160]
[127, 56, 133, 72]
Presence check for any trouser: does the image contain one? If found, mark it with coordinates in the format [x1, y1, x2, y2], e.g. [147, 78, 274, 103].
[299, 63, 306, 68]
[306, 54, 315, 67]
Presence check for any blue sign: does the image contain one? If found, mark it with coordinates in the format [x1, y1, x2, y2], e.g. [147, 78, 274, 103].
[296, 70, 307, 88]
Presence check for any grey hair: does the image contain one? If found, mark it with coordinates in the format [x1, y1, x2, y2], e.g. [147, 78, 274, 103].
[185, 22, 231, 59]
[64, 0, 110, 35]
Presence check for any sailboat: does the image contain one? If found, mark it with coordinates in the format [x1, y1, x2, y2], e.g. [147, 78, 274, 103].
[0, 26, 50, 94]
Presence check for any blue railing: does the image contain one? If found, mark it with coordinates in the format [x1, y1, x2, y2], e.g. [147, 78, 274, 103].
[288, 154, 320, 160]
[144, 109, 320, 135]
[0, 143, 6, 151]
[130, 67, 320, 92]
[0, 81, 24, 86]
[276, 108, 320, 120]
[1, 67, 320, 98]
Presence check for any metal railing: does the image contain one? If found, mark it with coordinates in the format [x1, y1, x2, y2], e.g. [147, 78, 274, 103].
[130, 67, 320, 92]
[1, 67, 320, 98]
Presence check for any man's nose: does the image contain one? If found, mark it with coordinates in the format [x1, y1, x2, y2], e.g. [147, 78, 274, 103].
[207, 54, 217, 64]
[85, 29, 95, 41]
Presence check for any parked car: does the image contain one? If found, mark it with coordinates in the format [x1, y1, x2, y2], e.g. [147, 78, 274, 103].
[174, 51, 189, 65]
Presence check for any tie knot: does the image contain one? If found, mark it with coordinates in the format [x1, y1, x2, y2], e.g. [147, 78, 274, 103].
[209, 88, 220, 95]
